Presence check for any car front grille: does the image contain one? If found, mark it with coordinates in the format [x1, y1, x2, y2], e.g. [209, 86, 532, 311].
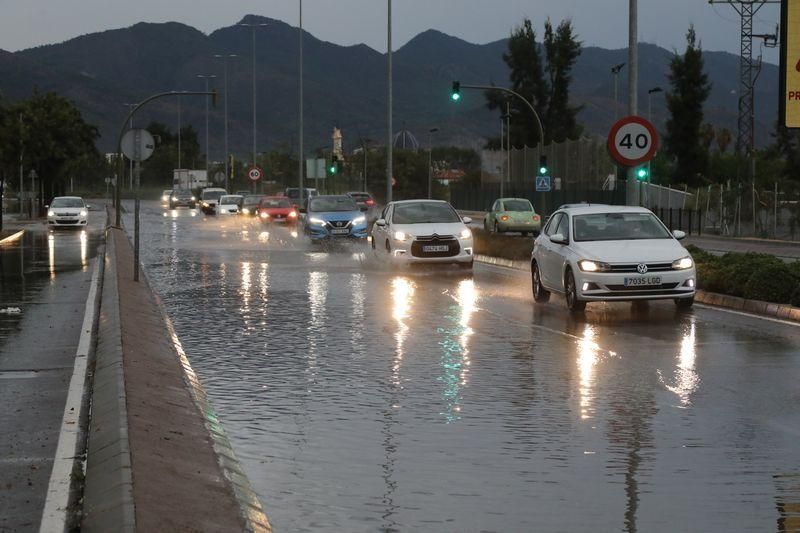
[608, 262, 673, 273]
[326, 220, 352, 229]
[410, 235, 460, 258]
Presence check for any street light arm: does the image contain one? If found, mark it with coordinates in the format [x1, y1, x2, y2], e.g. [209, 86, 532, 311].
[460, 83, 545, 146]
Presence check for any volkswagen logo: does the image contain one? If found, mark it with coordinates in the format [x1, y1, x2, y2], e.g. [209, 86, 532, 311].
[636, 263, 648, 274]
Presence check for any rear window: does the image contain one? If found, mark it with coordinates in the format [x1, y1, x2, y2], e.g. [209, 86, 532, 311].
[349, 193, 371, 201]
[503, 200, 533, 212]
[220, 196, 242, 204]
[202, 190, 225, 201]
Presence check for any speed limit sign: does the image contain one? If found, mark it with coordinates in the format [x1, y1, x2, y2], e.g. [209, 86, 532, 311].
[607, 116, 659, 167]
[248, 166, 263, 182]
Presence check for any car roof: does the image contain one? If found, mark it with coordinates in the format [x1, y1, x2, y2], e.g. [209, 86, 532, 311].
[557, 204, 653, 216]
[53, 196, 83, 200]
[497, 197, 531, 202]
[392, 199, 449, 205]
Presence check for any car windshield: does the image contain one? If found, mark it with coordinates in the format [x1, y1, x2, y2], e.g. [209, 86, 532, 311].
[173, 190, 192, 198]
[503, 200, 533, 212]
[202, 190, 225, 201]
[51, 198, 84, 208]
[261, 198, 291, 208]
[243, 195, 262, 206]
[349, 193, 371, 201]
[393, 202, 460, 224]
[573, 212, 672, 241]
[309, 196, 357, 212]
[220, 196, 242, 204]
[162, 190, 172, 195]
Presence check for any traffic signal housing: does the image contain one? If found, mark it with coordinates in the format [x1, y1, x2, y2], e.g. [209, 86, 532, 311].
[329, 155, 339, 175]
[539, 156, 548, 176]
[451, 81, 461, 101]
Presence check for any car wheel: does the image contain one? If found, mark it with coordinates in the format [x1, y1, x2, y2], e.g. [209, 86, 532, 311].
[371, 235, 376, 250]
[493, 220, 500, 233]
[564, 269, 586, 312]
[385, 240, 391, 254]
[531, 262, 550, 303]
[675, 296, 694, 309]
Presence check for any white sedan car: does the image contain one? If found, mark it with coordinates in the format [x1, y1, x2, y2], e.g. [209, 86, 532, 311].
[47, 196, 89, 228]
[370, 200, 474, 269]
[531, 205, 696, 312]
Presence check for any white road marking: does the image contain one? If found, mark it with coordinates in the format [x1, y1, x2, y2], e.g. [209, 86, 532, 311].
[39, 256, 101, 533]
[694, 303, 800, 328]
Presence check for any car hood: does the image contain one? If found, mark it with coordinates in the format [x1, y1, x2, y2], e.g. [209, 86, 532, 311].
[262, 207, 294, 215]
[392, 222, 467, 237]
[310, 210, 364, 223]
[571, 239, 687, 263]
[50, 207, 84, 213]
[218, 203, 239, 209]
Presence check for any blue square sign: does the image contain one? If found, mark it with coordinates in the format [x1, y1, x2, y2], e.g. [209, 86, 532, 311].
[536, 175, 551, 192]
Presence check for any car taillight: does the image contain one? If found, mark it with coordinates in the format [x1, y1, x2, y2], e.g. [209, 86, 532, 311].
[366, 199, 374, 205]
[500, 215, 509, 221]
[533, 215, 540, 221]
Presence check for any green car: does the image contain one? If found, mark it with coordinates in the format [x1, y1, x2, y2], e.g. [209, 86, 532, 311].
[484, 198, 542, 236]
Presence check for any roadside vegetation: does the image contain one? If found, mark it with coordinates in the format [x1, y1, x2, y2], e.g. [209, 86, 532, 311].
[686, 245, 800, 306]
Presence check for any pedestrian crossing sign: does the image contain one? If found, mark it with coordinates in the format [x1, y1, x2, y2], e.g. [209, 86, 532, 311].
[536, 175, 551, 192]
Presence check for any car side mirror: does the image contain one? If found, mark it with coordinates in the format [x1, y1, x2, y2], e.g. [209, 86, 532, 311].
[462, 216, 472, 224]
[672, 230, 686, 240]
[550, 233, 568, 245]
[86, 204, 92, 209]
[299, 208, 307, 214]
[375, 219, 387, 227]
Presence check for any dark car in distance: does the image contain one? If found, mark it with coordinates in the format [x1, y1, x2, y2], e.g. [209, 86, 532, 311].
[169, 190, 196, 209]
[346, 192, 376, 212]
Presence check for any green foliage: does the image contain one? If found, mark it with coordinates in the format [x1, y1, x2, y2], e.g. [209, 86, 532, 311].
[486, 17, 582, 147]
[664, 26, 712, 187]
[139, 122, 202, 187]
[742, 263, 797, 303]
[719, 252, 783, 297]
[684, 244, 716, 264]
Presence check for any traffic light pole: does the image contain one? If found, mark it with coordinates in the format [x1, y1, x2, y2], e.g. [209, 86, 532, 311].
[455, 83, 545, 146]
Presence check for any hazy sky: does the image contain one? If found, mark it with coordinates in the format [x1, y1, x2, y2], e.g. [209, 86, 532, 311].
[0, 0, 782, 63]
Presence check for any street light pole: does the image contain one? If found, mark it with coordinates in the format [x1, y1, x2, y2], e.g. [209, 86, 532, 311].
[298, 0, 304, 205]
[197, 74, 217, 181]
[626, 0, 639, 206]
[386, 0, 393, 204]
[427, 128, 438, 199]
[611, 63, 626, 124]
[122, 103, 136, 190]
[213, 54, 237, 191]
[239, 22, 268, 175]
[647, 86, 663, 124]
[177, 96, 182, 169]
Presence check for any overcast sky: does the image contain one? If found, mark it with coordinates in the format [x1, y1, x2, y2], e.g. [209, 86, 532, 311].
[0, 0, 782, 63]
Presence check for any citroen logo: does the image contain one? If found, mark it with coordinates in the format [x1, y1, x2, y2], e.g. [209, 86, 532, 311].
[637, 263, 648, 274]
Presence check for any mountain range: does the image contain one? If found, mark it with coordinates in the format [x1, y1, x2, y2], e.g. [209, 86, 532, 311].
[0, 14, 780, 158]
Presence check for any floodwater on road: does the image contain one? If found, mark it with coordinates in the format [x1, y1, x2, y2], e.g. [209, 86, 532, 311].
[126, 201, 800, 532]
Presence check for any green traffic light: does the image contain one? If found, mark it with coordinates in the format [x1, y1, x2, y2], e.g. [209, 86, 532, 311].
[451, 92, 461, 101]
[329, 166, 336, 174]
[539, 166, 547, 175]
[637, 168, 648, 180]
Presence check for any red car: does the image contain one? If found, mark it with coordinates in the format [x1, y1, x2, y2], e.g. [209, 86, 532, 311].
[257, 197, 299, 224]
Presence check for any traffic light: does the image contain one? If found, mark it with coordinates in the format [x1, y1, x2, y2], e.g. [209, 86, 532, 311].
[451, 81, 461, 101]
[636, 166, 649, 181]
[539, 156, 548, 176]
[329, 155, 338, 175]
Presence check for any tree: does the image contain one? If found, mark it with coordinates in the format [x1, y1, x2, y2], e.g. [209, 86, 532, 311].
[139, 121, 202, 187]
[716, 127, 732, 154]
[486, 17, 582, 147]
[664, 27, 712, 187]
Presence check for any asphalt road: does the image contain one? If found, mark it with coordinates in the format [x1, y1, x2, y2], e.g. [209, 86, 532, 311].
[0, 215, 104, 532]
[124, 200, 800, 533]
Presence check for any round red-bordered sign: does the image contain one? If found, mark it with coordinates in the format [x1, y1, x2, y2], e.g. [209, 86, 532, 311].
[248, 166, 263, 182]
[607, 116, 659, 167]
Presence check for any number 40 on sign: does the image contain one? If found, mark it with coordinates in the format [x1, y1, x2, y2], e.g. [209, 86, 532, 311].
[607, 116, 659, 168]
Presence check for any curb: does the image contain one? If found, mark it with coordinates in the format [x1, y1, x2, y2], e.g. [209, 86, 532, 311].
[0, 229, 24, 244]
[81, 228, 136, 532]
[473, 254, 800, 323]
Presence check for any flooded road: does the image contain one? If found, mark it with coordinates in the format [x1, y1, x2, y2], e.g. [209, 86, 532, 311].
[125, 200, 800, 532]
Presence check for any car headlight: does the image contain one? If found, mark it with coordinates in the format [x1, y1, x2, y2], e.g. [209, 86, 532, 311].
[242, 208, 250, 215]
[260, 212, 269, 219]
[202, 201, 209, 207]
[309, 217, 326, 226]
[352, 215, 366, 225]
[672, 256, 694, 270]
[288, 211, 298, 218]
[460, 228, 472, 239]
[578, 260, 611, 272]
[191, 196, 196, 201]
[394, 231, 408, 242]
[162, 195, 168, 201]
[48, 210, 55, 217]
[80, 210, 87, 217]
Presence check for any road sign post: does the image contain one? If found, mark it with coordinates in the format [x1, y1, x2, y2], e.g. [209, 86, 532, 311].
[780, 0, 800, 129]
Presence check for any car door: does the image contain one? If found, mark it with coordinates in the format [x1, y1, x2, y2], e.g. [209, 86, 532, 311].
[549, 214, 571, 290]
[537, 213, 561, 288]
[373, 204, 391, 252]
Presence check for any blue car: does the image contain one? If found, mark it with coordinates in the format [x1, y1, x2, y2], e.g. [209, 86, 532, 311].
[303, 195, 368, 241]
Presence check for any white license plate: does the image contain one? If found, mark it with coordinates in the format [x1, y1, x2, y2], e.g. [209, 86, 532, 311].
[423, 245, 449, 252]
[624, 276, 662, 287]
[331, 228, 349, 235]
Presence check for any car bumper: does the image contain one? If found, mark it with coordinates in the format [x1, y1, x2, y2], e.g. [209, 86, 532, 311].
[575, 268, 696, 301]
[306, 225, 368, 240]
[48, 217, 88, 227]
[261, 216, 298, 224]
[218, 209, 239, 215]
[498, 220, 541, 232]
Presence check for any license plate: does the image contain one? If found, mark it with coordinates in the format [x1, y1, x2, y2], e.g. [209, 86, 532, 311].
[624, 276, 662, 287]
[423, 245, 449, 252]
[331, 228, 349, 235]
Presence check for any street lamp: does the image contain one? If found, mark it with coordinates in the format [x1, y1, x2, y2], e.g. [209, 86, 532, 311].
[213, 54, 237, 191]
[298, 0, 305, 211]
[122, 103, 136, 190]
[647, 86, 663, 123]
[611, 62, 626, 123]
[386, 0, 393, 203]
[239, 21, 269, 179]
[197, 75, 217, 180]
[427, 128, 438, 199]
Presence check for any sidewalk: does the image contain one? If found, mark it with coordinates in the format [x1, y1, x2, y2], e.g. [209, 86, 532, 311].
[81, 227, 271, 532]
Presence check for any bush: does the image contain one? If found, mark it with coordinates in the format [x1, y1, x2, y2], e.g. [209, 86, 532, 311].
[719, 252, 784, 297]
[696, 261, 726, 293]
[742, 263, 797, 303]
[685, 244, 716, 264]
[791, 286, 800, 308]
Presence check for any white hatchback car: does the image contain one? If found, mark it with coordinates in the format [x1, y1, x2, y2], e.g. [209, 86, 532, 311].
[531, 205, 696, 312]
[371, 200, 474, 269]
[217, 195, 243, 215]
[47, 196, 88, 228]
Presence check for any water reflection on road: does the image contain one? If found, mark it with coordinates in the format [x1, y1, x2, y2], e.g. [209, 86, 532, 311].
[126, 201, 800, 532]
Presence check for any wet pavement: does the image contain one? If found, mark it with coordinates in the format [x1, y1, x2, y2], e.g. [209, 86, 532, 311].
[0, 215, 104, 532]
[124, 200, 800, 532]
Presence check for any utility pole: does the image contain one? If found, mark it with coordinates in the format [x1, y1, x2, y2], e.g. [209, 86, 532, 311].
[239, 21, 268, 172]
[18, 113, 23, 215]
[506, 101, 511, 193]
[197, 75, 216, 181]
[177, 96, 182, 169]
[299, 0, 305, 206]
[499, 112, 505, 198]
[386, 0, 393, 204]
[626, 0, 639, 206]
[213, 54, 237, 191]
[122, 103, 136, 189]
